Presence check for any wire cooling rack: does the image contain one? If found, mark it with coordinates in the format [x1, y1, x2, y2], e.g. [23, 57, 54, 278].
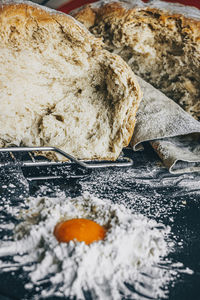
[0, 146, 133, 181]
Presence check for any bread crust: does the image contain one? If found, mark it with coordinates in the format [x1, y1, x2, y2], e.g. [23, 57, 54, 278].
[0, 1, 142, 160]
[72, 1, 200, 120]
[72, 1, 200, 32]
[0, 1, 101, 46]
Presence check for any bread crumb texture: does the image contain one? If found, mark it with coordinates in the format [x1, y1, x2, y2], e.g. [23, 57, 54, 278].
[0, 1, 142, 160]
[72, 0, 200, 121]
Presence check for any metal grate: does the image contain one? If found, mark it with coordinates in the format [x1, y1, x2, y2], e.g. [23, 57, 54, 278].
[0, 147, 133, 181]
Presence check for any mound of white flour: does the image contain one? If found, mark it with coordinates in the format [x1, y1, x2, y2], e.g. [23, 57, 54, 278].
[0, 193, 172, 299]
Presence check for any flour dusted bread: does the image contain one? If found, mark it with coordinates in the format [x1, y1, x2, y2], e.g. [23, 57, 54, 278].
[0, 0, 141, 160]
[72, 0, 200, 120]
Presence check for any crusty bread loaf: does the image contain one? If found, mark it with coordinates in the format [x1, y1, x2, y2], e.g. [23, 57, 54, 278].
[71, 0, 200, 121]
[0, 0, 142, 160]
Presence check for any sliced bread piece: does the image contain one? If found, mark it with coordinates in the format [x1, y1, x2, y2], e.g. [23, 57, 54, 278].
[0, 0, 142, 160]
[71, 0, 200, 121]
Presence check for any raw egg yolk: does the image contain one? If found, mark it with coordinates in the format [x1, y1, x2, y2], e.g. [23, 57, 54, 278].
[54, 218, 106, 245]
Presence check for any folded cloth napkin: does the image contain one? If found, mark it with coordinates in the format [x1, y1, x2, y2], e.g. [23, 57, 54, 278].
[131, 77, 200, 174]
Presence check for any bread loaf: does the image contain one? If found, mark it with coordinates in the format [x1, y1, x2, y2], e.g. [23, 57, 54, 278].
[0, 0, 142, 160]
[72, 0, 200, 121]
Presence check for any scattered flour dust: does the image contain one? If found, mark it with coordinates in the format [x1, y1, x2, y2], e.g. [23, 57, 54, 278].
[0, 193, 172, 300]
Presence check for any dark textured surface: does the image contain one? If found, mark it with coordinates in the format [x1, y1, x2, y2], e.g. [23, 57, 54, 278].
[0, 145, 200, 300]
